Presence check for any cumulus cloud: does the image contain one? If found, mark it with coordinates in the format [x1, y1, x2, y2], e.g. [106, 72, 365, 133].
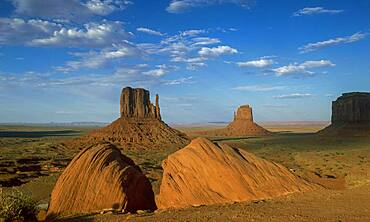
[0, 18, 131, 48]
[274, 93, 312, 99]
[166, 0, 249, 13]
[232, 85, 286, 92]
[293, 7, 343, 16]
[11, 0, 132, 21]
[137, 27, 164, 36]
[299, 32, 367, 53]
[272, 60, 335, 76]
[32, 20, 131, 47]
[198, 45, 238, 57]
[236, 58, 274, 68]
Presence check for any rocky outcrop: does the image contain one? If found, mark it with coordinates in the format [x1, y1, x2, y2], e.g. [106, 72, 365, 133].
[320, 92, 370, 136]
[47, 143, 156, 218]
[233, 105, 253, 121]
[120, 87, 161, 120]
[197, 105, 271, 137]
[65, 87, 189, 150]
[156, 138, 315, 209]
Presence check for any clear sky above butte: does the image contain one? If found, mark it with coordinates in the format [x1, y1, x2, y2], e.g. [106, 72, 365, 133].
[0, 0, 369, 124]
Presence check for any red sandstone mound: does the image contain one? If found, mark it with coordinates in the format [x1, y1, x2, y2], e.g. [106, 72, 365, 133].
[47, 143, 156, 218]
[65, 87, 189, 150]
[156, 138, 315, 209]
[198, 105, 271, 137]
[319, 92, 370, 136]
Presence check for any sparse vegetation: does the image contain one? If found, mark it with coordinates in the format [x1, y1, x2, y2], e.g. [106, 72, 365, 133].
[0, 188, 38, 222]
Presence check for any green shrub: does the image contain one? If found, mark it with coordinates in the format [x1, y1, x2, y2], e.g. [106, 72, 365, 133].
[0, 188, 37, 222]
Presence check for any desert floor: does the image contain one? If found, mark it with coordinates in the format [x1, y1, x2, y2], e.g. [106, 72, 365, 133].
[0, 122, 369, 221]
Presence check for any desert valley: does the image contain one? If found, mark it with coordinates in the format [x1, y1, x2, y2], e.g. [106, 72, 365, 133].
[1, 87, 370, 221]
[0, 1, 369, 222]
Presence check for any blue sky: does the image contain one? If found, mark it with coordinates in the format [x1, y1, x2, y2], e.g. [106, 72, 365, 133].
[0, 0, 369, 124]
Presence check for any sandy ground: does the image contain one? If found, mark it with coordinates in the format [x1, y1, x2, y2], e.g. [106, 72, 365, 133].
[59, 184, 370, 222]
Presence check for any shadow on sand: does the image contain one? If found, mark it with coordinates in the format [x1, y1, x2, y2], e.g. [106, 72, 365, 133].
[0, 130, 80, 138]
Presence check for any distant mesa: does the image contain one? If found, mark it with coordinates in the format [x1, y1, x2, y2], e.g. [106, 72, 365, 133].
[47, 143, 156, 218]
[156, 137, 316, 209]
[198, 105, 271, 137]
[319, 92, 370, 136]
[65, 87, 189, 150]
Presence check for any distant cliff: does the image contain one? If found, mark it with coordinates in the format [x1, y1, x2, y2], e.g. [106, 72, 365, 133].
[319, 92, 370, 136]
[331, 92, 370, 124]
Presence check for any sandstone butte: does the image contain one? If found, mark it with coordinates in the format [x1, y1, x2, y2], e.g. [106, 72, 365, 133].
[47, 143, 156, 218]
[156, 137, 316, 209]
[319, 92, 370, 136]
[198, 105, 271, 137]
[65, 87, 189, 150]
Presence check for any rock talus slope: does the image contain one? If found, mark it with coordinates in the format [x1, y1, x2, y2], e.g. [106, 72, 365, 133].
[47, 143, 156, 218]
[156, 138, 315, 209]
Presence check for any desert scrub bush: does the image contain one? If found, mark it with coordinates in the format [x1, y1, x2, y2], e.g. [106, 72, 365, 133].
[0, 188, 37, 222]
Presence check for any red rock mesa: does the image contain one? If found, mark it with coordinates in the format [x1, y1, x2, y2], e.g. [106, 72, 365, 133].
[156, 138, 315, 209]
[199, 105, 271, 137]
[47, 143, 156, 218]
[66, 87, 189, 150]
[319, 92, 370, 136]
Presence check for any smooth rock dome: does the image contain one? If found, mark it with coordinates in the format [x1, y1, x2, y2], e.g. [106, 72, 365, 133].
[47, 143, 156, 218]
[156, 138, 315, 209]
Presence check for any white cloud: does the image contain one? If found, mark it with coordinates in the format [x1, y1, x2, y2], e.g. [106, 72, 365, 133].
[137, 27, 164, 36]
[299, 32, 367, 53]
[138, 29, 236, 70]
[0, 18, 131, 48]
[30, 20, 131, 47]
[293, 7, 343, 16]
[56, 42, 139, 72]
[11, 0, 132, 21]
[272, 60, 335, 76]
[198, 45, 238, 57]
[0, 66, 161, 90]
[85, 0, 132, 15]
[181, 29, 207, 37]
[143, 64, 172, 77]
[167, 0, 248, 13]
[163, 76, 194, 85]
[274, 93, 312, 99]
[0, 18, 60, 45]
[236, 58, 274, 68]
[191, 37, 220, 46]
[233, 85, 286, 92]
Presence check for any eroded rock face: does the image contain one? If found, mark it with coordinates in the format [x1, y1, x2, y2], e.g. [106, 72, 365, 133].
[120, 87, 161, 120]
[47, 143, 156, 218]
[332, 92, 370, 124]
[156, 138, 315, 209]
